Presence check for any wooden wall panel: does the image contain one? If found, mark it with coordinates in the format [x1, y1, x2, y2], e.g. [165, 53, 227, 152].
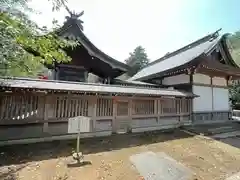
[162, 74, 190, 85]
[193, 73, 211, 84]
[212, 77, 227, 86]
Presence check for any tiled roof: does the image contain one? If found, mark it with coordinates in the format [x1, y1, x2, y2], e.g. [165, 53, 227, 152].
[0, 77, 195, 97]
[129, 31, 222, 81]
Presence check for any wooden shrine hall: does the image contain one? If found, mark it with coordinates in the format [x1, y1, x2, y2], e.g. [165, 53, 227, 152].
[0, 77, 195, 143]
[44, 10, 129, 84]
[130, 29, 240, 124]
[0, 14, 240, 144]
[0, 12, 194, 143]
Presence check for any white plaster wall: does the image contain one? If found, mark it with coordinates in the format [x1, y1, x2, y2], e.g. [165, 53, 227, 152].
[162, 74, 189, 85]
[192, 85, 212, 112]
[193, 73, 211, 84]
[87, 73, 102, 83]
[213, 88, 230, 111]
[212, 77, 227, 86]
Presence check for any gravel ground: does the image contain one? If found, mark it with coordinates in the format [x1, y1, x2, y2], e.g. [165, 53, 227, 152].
[0, 130, 239, 180]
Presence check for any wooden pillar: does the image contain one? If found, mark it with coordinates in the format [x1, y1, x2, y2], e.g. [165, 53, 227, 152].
[179, 98, 182, 114]
[157, 99, 162, 122]
[154, 99, 158, 115]
[154, 99, 159, 122]
[37, 94, 45, 121]
[112, 98, 117, 133]
[210, 77, 214, 121]
[43, 94, 50, 133]
[0, 94, 5, 120]
[88, 96, 97, 132]
[190, 98, 193, 123]
[179, 98, 183, 124]
[159, 98, 162, 116]
[210, 77, 214, 110]
[128, 98, 133, 132]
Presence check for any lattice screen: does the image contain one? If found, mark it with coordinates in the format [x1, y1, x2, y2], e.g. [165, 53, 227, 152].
[117, 101, 129, 116]
[160, 98, 177, 114]
[180, 99, 191, 114]
[96, 98, 113, 117]
[132, 99, 154, 115]
[55, 96, 88, 118]
[0, 94, 42, 120]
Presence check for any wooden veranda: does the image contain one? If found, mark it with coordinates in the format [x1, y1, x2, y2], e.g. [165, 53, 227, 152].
[0, 78, 193, 144]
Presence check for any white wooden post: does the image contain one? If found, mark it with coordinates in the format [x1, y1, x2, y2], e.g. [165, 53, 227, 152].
[68, 116, 91, 163]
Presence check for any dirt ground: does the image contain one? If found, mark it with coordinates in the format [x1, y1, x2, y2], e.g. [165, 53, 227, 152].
[0, 130, 240, 180]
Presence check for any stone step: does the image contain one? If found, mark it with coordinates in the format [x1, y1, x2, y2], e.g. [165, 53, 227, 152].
[208, 126, 238, 134]
[184, 122, 240, 135]
[211, 131, 240, 139]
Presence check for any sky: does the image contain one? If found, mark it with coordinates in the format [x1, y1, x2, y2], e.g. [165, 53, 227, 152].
[28, 0, 240, 62]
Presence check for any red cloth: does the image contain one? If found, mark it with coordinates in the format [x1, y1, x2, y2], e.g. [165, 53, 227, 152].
[38, 75, 48, 80]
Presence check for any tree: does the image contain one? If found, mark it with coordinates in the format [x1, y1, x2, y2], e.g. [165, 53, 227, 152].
[230, 81, 240, 109]
[0, 0, 77, 77]
[226, 31, 240, 108]
[125, 46, 150, 76]
[226, 31, 240, 67]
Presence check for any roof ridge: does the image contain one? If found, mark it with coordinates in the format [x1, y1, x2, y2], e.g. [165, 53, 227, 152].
[59, 19, 129, 70]
[146, 29, 222, 68]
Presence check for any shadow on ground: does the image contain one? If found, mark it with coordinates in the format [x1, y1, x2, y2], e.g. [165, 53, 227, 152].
[217, 137, 240, 148]
[183, 121, 240, 149]
[0, 129, 192, 167]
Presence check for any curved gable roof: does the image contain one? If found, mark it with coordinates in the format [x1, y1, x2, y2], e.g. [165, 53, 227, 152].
[129, 30, 223, 81]
[58, 19, 129, 72]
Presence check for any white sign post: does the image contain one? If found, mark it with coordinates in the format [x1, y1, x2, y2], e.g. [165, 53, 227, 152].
[68, 116, 91, 163]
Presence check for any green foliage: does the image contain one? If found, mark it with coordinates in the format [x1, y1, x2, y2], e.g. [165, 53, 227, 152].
[227, 31, 240, 108]
[0, 0, 77, 77]
[125, 46, 150, 76]
[228, 31, 240, 49]
[226, 31, 240, 67]
[229, 81, 240, 109]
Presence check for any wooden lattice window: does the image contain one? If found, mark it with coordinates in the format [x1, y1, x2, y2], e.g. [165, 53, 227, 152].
[161, 98, 177, 114]
[132, 99, 154, 115]
[180, 99, 191, 114]
[0, 94, 41, 120]
[55, 96, 88, 118]
[117, 100, 129, 116]
[96, 98, 113, 117]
